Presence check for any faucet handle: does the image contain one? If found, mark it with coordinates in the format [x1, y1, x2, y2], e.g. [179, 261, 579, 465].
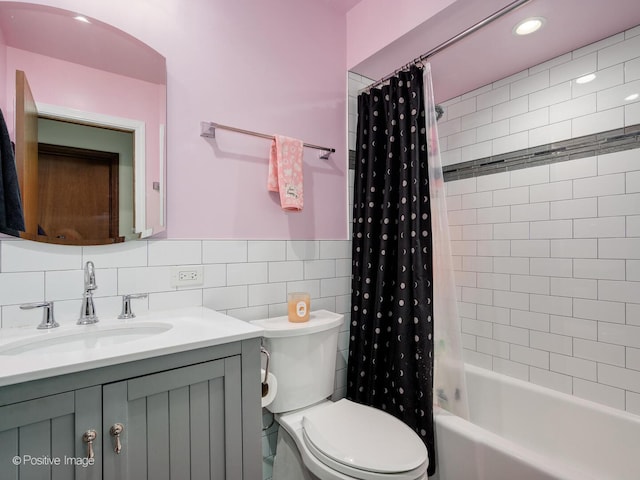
[118, 294, 148, 319]
[20, 301, 59, 329]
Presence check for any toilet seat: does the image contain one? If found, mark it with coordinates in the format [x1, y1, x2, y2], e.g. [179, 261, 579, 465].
[300, 399, 428, 480]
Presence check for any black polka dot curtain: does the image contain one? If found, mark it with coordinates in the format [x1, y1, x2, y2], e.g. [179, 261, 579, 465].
[348, 65, 435, 475]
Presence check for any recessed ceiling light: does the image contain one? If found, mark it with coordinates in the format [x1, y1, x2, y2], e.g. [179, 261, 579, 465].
[74, 15, 90, 24]
[576, 74, 596, 84]
[625, 93, 639, 101]
[513, 17, 545, 36]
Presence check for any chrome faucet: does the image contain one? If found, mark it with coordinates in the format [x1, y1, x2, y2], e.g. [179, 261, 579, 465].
[78, 261, 99, 325]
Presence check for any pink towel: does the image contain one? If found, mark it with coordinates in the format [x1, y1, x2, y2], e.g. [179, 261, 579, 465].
[268, 135, 304, 211]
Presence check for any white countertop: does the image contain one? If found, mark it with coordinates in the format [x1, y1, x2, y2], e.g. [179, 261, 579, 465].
[0, 307, 264, 387]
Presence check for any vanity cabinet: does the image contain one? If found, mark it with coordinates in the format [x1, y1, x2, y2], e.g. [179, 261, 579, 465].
[0, 386, 102, 480]
[102, 357, 243, 480]
[0, 339, 261, 480]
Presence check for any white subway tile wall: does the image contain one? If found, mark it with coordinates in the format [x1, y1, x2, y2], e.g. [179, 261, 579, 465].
[447, 150, 640, 415]
[442, 25, 640, 417]
[348, 72, 375, 151]
[447, 145, 640, 413]
[0, 236, 352, 480]
[439, 27, 640, 167]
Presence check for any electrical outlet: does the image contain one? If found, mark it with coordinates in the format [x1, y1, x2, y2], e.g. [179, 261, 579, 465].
[170, 265, 204, 287]
[179, 271, 198, 281]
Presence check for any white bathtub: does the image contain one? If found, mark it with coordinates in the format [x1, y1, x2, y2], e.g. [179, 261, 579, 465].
[433, 364, 640, 480]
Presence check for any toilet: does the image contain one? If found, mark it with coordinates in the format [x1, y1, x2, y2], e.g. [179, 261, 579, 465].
[252, 310, 429, 480]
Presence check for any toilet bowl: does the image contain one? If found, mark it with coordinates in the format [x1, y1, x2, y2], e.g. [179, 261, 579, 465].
[252, 311, 429, 480]
[275, 399, 429, 480]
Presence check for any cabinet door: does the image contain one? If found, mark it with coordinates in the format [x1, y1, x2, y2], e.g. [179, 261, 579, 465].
[0, 386, 102, 480]
[102, 356, 242, 480]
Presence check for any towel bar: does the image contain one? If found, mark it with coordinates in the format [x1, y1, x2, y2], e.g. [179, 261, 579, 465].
[200, 121, 334, 159]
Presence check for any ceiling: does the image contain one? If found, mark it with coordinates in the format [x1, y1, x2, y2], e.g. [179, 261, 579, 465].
[4, 0, 639, 103]
[347, 0, 640, 103]
[318, 0, 363, 13]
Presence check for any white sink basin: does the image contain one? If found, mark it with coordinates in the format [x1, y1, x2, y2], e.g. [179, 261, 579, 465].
[0, 322, 172, 355]
[0, 307, 264, 387]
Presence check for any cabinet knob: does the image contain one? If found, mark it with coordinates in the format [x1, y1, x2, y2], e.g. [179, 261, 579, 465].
[110, 423, 125, 454]
[82, 429, 97, 459]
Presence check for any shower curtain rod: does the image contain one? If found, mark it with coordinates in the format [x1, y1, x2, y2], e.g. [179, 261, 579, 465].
[362, 0, 532, 92]
[200, 121, 335, 159]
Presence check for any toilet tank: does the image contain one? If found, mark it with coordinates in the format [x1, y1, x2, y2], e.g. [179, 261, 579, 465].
[252, 310, 344, 413]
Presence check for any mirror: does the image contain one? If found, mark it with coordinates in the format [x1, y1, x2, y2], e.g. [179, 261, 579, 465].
[0, 2, 166, 245]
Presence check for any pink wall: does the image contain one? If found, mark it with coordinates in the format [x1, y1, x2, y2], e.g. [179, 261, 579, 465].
[2, 0, 349, 240]
[0, 26, 6, 116]
[346, 0, 456, 70]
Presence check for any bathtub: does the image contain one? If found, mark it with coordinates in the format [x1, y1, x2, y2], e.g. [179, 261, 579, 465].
[433, 364, 640, 480]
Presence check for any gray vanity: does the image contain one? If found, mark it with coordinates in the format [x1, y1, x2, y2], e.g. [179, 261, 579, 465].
[0, 307, 264, 480]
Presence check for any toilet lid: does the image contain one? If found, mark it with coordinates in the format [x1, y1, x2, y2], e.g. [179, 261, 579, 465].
[302, 399, 428, 475]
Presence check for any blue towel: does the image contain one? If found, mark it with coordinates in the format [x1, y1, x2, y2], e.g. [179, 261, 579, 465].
[0, 107, 25, 233]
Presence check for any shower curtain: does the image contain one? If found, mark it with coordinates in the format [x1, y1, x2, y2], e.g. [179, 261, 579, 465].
[348, 65, 436, 474]
[423, 64, 469, 421]
[348, 64, 469, 476]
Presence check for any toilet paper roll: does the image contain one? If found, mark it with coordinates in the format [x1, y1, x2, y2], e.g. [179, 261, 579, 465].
[261, 368, 278, 408]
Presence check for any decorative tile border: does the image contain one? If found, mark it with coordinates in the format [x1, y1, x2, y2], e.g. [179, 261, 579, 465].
[442, 124, 640, 182]
[349, 124, 640, 177]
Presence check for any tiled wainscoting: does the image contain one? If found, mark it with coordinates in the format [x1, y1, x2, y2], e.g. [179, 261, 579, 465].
[0, 237, 352, 480]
